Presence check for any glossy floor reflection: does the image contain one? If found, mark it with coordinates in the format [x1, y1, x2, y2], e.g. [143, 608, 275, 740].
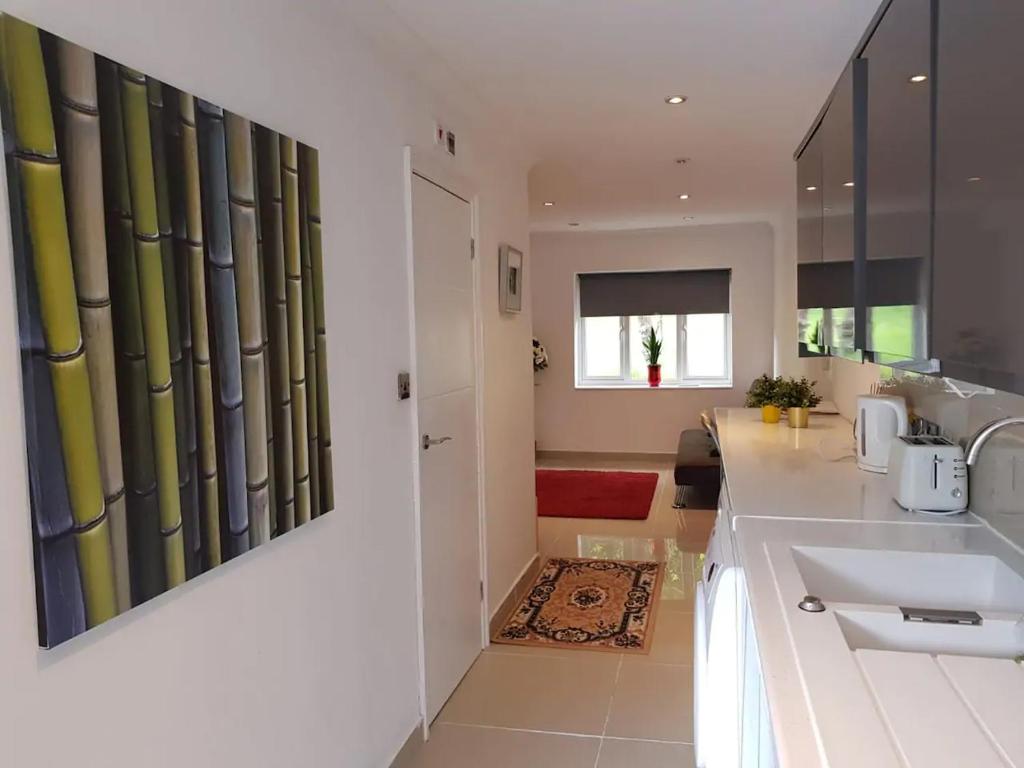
[400, 455, 714, 768]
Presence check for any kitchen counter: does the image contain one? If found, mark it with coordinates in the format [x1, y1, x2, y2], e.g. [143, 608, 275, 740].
[714, 407, 981, 525]
[713, 408, 1024, 768]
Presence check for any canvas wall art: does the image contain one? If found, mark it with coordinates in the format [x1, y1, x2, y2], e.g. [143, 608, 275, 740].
[0, 14, 335, 647]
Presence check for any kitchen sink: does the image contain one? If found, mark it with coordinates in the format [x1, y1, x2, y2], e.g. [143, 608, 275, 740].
[835, 608, 1024, 659]
[791, 545, 1024, 613]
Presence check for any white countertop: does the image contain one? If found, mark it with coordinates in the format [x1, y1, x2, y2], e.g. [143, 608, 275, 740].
[714, 407, 979, 525]
[712, 407, 1024, 768]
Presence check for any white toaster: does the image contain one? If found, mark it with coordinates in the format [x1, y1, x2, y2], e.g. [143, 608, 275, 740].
[888, 436, 969, 514]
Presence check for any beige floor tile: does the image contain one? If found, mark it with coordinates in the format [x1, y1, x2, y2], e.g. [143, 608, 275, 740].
[484, 641, 623, 662]
[605, 662, 694, 742]
[641, 610, 694, 665]
[596, 738, 696, 768]
[400, 723, 601, 768]
[438, 651, 621, 735]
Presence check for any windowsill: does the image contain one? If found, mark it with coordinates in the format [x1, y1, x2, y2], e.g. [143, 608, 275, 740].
[574, 382, 734, 391]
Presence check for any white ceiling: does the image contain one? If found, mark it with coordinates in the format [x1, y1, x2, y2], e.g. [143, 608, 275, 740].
[379, 0, 883, 231]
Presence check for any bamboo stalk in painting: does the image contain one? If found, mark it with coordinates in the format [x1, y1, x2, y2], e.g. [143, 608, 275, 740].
[280, 136, 311, 525]
[147, 78, 200, 578]
[3, 26, 88, 644]
[257, 127, 295, 533]
[160, 85, 202, 574]
[252, 128, 277, 539]
[119, 65, 186, 587]
[3, 18, 118, 626]
[56, 39, 131, 613]
[297, 149, 320, 519]
[97, 58, 164, 602]
[197, 100, 249, 558]
[300, 143, 333, 513]
[224, 111, 270, 547]
[176, 92, 221, 569]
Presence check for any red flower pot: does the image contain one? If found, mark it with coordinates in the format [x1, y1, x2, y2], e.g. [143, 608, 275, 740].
[647, 365, 662, 387]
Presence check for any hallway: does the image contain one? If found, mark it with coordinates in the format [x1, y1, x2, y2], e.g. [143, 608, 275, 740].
[399, 456, 715, 767]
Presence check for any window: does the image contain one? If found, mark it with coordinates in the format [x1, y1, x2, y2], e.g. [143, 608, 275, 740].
[575, 269, 732, 388]
[577, 313, 731, 387]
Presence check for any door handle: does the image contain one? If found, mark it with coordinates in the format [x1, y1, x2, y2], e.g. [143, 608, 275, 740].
[422, 434, 453, 450]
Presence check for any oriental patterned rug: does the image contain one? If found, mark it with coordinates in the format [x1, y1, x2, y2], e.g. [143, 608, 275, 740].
[493, 557, 664, 654]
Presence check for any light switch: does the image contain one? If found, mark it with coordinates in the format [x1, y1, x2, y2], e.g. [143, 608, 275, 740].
[397, 372, 411, 401]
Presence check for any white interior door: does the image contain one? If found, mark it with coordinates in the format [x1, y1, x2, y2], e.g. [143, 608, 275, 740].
[410, 172, 482, 724]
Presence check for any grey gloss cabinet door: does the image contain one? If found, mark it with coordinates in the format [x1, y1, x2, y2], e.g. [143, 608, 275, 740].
[797, 129, 826, 355]
[933, 0, 1024, 395]
[862, 0, 932, 365]
[797, 130, 823, 266]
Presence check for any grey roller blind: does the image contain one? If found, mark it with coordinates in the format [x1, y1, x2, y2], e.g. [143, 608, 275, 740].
[578, 269, 731, 317]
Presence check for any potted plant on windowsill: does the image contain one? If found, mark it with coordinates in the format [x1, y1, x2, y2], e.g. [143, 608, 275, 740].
[745, 374, 782, 423]
[642, 326, 662, 387]
[776, 377, 823, 429]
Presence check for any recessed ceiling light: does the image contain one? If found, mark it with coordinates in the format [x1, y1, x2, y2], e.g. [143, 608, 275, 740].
[966, 176, 982, 182]
[665, 95, 687, 105]
[543, 201, 555, 206]
[678, 193, 690, 200]
[908, 74, 928, 83]
[843, 181, 855, 187]
[805, 185, 818, 191]
[568, 222, 580, 227]
[683, 216, 695, 221]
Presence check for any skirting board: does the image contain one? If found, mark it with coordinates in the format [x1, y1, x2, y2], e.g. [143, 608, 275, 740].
[389, 719, 425, 768]
[488, 553, 541, 639]
[536, 450, 676, 463]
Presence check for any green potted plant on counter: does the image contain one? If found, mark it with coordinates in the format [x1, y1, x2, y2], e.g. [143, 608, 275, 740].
[745, 374, 782, 423]
[776, 377, 822, 429]
[642, 326, 662, 387]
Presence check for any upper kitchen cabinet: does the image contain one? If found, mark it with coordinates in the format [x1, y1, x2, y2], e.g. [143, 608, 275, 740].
[797, 129, 823, 266]
[796, 129, 826, 355]
[821, 62, 858, 267]
[821, 60, 866, 356]
[861, 0, 933, 367]
[933, 0, 1024, 395]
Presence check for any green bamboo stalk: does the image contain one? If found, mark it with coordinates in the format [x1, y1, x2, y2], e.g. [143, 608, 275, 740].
[118, 65, 185, 588]
[4, 18, 117, 626]
[300, 143, 333, 513]
[56, 39, 131, 613]
[257, 128, 295, 532]
[280, 135, 310, 525]
[225, 111, 270, 547]
[147, 78, 200, 578]
[297, 149, 320, 520]
[97, 58, 164, 602]
[176, 92, 221, 568]
[252, 127, 277, 538]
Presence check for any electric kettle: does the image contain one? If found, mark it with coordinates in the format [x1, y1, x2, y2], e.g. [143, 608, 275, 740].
[854, 394, 909, 473]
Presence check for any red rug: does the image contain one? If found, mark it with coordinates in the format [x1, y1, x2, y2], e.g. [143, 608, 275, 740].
[536, 470, 659, 520]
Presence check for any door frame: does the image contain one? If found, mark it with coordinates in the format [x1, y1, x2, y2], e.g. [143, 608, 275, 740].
[402, 146, 489, 737]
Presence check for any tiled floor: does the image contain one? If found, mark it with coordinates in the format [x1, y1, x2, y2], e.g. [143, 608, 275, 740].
[400, 455, 715, 768]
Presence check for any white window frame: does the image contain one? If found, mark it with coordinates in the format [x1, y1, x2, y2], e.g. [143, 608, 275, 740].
[575, 311, 733, 389]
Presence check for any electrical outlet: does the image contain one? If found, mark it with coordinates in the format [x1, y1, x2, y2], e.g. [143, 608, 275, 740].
[445, 129, 456, 156]
[397, 372, 411, 401]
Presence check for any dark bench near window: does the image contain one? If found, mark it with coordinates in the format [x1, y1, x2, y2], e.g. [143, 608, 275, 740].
[673, 412, 722, 509]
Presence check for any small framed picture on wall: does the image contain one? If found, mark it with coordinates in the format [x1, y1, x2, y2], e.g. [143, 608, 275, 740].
[499, 244, 524, 313]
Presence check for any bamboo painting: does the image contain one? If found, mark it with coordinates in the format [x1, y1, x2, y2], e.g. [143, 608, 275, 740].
[0, 14, 334, 647]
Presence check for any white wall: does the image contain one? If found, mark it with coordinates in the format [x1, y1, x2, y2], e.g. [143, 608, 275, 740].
[531, 223, 774, 454]
[0, 2, 535, 766]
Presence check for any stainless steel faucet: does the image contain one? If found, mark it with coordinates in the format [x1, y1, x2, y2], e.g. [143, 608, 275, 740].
[964, 417, 1024, 466]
